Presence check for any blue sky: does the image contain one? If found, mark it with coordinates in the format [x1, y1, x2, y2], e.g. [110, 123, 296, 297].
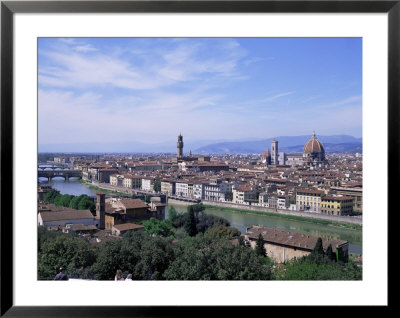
[38, 37, 362, 146]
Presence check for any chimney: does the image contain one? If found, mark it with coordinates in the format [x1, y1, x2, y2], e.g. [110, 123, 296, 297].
[96, 192, 105, 229]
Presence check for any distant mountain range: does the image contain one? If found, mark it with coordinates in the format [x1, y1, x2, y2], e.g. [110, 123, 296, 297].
[39, 134, 362, 154]
[38, 138, 234, 154]
[193, 135, 362, 154]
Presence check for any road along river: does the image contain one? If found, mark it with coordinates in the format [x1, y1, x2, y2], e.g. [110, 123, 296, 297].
[38, 178, 362, 254]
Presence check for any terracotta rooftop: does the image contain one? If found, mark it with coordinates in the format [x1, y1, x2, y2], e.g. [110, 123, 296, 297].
[303, 132, 325, 154]
[246, 226, 348, 252]
[66, 224, 98, 231]
[112, 223, 144, 231]
[322, 195, 353, 201]
[120, 198, 148, 210]
[39, 209, 94, 222]
[296, 188, 324, 195]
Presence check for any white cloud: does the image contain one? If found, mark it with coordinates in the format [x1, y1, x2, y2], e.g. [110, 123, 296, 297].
[74, 44, 98, 53]
[39, 39, 249, 91]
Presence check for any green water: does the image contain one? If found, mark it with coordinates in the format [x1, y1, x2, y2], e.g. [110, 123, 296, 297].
[167, 204, 362, 254]
[37, 175, 362, 255]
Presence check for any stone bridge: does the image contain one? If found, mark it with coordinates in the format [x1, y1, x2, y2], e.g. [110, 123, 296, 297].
[38, 170, 82, 181]
[38, 166, 65, 170]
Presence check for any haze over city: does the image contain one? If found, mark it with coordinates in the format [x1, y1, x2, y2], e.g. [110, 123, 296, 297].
[38, 37, 362, 151]
[37, 36, 364, 284]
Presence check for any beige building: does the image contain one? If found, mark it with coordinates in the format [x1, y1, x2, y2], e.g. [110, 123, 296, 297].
[232, 184, 258, 204]
[161, 179, 176, 195]
[330, 186, 362, 213]
[141, 178, 155, 191]
[123, 175, 142, 189]
[296, 188, 325, 213]
[321, 195, 354, 216]
[245, 226, 349, 263]
[110, 174, 124, 187]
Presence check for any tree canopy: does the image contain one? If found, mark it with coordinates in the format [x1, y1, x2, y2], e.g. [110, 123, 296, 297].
[43, 191, 95, 214]
[255, 234, 267, 257]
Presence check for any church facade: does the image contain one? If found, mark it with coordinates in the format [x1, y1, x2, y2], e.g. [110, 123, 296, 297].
[262, 132, 328, 168]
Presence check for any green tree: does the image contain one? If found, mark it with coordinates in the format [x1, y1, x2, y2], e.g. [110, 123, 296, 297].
[54, 194, 72, 207]
[77, 196, 95, 213]
[313, 237, 325, 257]
[171, 213, 187, 229]
[153, 179, 161, 193]
[93, 232, 175, 280]
[206, 225, 241, 239]
[275, 258, 361, 280]
[93, 239, 125, 280]
[196, 214, 230, 233]
[167, 206, 178, 221]
[68, 195, 81, 210]
[325, 244, 336, 262]
[54, 194, 74, 207]
[142, 217, 175, 237]
[44, 189, 60, 203]
[163, 235, 271, 280]
[190, 203, 205, 216]
[184, 207, 198, 237]
[336, 246, 348, 263]
[38, 230, 98, 280]
[255, 234, 267, 257]
[135, 236, 175, 280]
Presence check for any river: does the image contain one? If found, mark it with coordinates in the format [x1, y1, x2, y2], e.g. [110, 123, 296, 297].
[38, 172, 362, 254]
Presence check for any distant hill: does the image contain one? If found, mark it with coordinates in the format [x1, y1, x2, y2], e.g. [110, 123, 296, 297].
[194, 135, 362, 154]
[39, 134, 362, 154]
[281, 142, 362, 154]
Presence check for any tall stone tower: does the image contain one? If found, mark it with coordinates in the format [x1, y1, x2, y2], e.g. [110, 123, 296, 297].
[177, 134, 184, 158]
[271, 139, 278, 165]
[96, 192, 105, 230]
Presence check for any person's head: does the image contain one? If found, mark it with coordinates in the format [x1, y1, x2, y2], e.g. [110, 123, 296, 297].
[126, 274, 132, 280]
[116, 269, 123, 279]
[59, 266, 64, 273]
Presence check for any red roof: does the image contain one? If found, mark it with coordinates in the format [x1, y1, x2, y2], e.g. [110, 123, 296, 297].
[113, 223, 144, 231]
[120, 198, 148, 209]
[246, 226, 348, 252]
[303, 133, 325, 153]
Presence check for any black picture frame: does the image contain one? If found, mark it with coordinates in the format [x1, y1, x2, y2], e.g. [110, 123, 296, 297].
[1, 0, 395, 316]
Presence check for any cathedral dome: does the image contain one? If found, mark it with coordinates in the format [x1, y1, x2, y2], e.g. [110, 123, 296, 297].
[303, 132, 325, 154]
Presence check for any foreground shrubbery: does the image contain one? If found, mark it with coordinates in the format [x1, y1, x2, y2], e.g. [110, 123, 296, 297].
[273, 238, 362, 280]
[38, 227, 270, 280]
[38, 227, 98, 280]
[38, 204, 362, 281]
[274, 258, 362, 280]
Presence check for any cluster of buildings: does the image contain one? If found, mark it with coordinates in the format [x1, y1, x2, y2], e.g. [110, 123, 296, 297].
[55, 132, 362, 216]
[261, 132, 328, 167]
[37, 191, 165, 243]
[38, 132, 361, 265]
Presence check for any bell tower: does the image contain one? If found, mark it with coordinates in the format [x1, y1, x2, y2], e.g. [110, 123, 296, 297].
[96, 192, 105, 230]
[177, 134, 184, 158]
[271, 139, 278, 165]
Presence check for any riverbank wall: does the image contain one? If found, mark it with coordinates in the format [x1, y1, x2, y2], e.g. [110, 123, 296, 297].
[201, 200, 362, 225]
[167, 199, 194, 206]
[87, 182, 135, 195]
[81, 181, 362, 226]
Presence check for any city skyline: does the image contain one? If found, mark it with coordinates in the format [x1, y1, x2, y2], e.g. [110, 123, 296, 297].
[38, 37, 362, 147]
